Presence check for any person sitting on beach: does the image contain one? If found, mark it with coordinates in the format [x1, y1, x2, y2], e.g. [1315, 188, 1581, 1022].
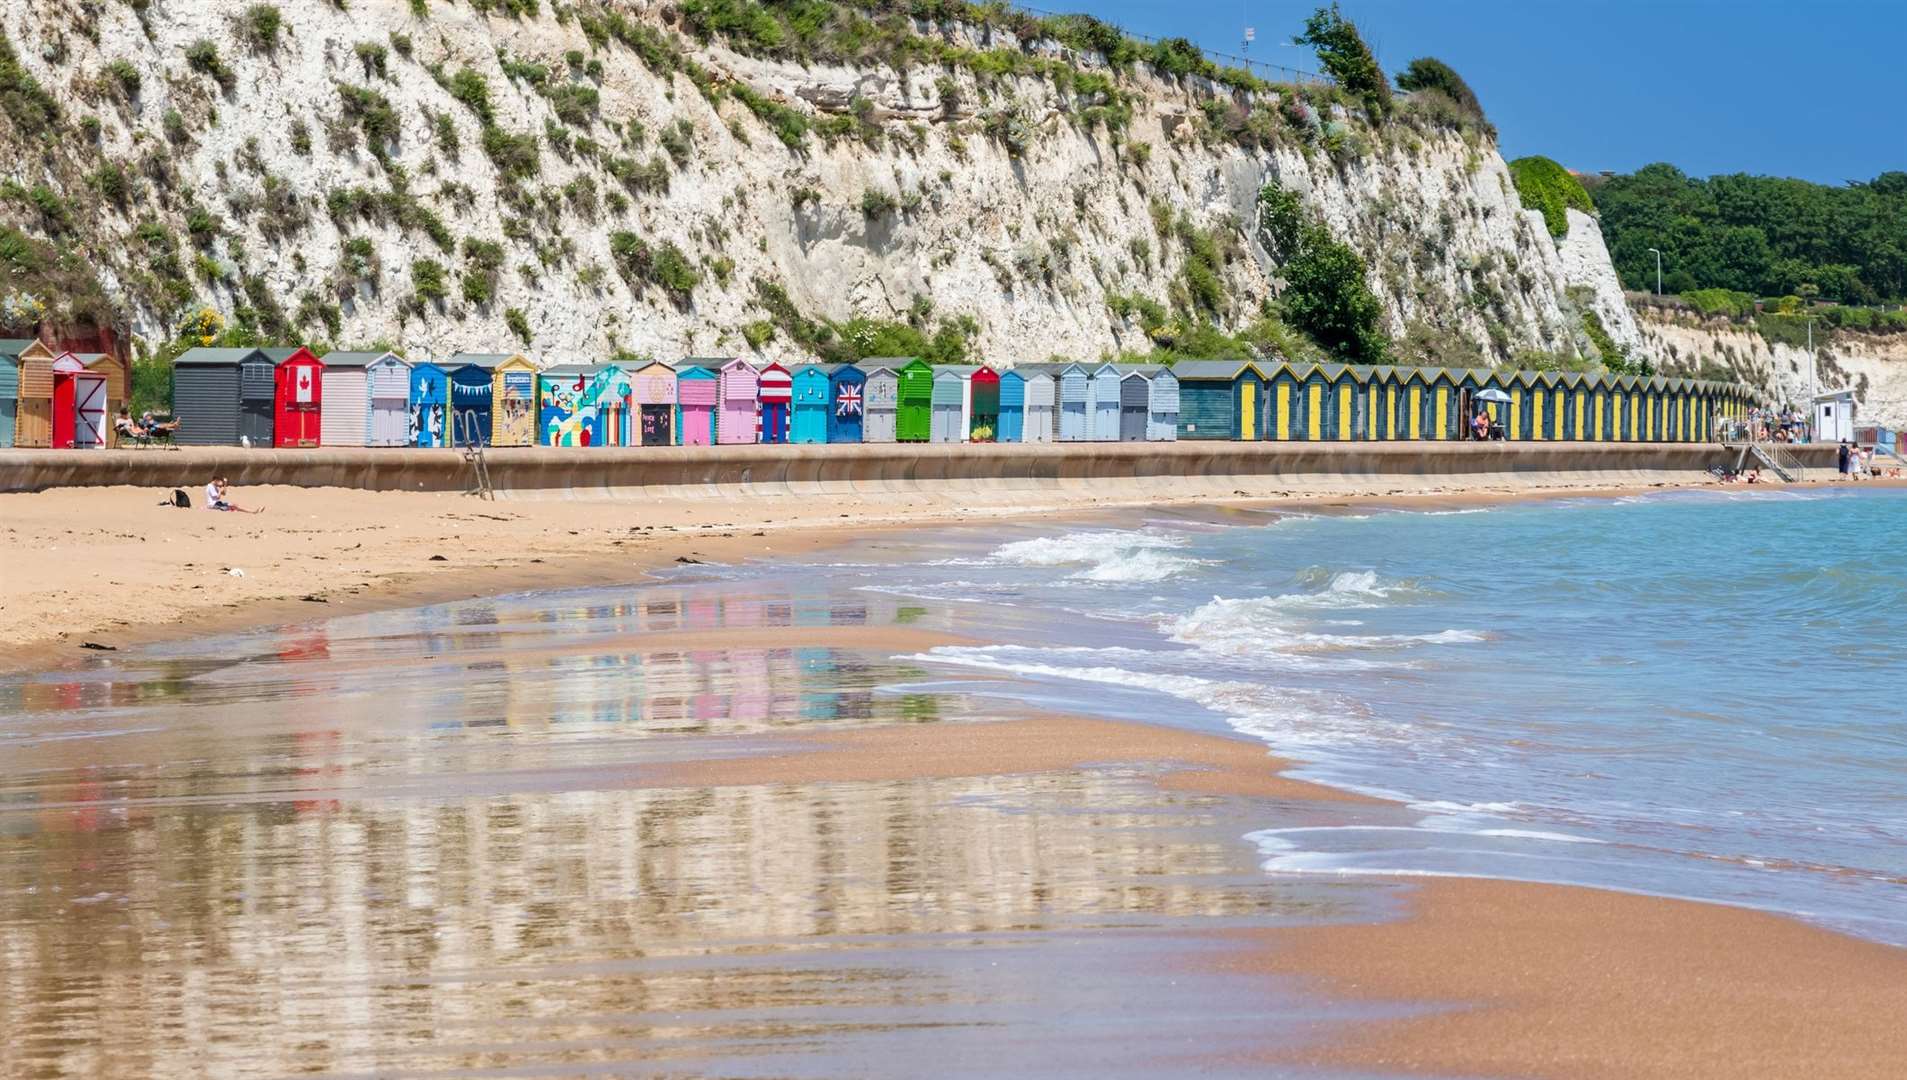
[1745, 466, 1762, 484]
[204, 476, 264, 514]
[1471, 411, 1490, 441]
[141, 411, 180, 438]
[116, 409, 148, 439]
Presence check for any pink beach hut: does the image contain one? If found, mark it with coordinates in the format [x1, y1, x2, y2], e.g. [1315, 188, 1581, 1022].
[716, 357, 758, 444]
[676, 363, 718, 446]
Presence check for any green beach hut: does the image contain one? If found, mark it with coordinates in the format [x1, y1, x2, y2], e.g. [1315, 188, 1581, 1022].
[895, 358, 933, 442]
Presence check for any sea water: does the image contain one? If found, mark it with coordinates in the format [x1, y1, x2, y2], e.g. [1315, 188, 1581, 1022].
[729, 488, 1907, 946]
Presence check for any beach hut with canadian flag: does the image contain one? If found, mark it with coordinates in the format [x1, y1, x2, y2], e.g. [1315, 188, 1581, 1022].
[715, 358, 758, 444]
[676, 362, 719, 445]
[756, 361, 794, 443]
[269, 347, 323, 447]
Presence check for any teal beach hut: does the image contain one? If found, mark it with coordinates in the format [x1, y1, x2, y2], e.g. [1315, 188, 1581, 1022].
[791, 364, 832, 444]
[1172, 360, 1264, 441]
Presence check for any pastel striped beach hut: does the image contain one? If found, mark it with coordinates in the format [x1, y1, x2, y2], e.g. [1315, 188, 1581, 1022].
[828, 364, 866, 443]
[319, 350, 410, 447]
[862, 365, 898, 443]
[677, 363, 719, 445]
[715, 358, 758, 445]
[632, 361, 678, 445]
[791, 364, 831, 444]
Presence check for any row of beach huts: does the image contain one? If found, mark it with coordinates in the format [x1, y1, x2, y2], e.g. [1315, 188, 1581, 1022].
[0, 338, 1755, 449]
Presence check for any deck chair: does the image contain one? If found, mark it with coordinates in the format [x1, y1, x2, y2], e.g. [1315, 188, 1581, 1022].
[114, 417, 154, 448]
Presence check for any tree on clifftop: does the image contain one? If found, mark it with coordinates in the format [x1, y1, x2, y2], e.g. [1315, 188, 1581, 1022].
[1395, 57, 1488, 132]
[1296, 4, 1390, 118]
[1257, 185, 1389, 364]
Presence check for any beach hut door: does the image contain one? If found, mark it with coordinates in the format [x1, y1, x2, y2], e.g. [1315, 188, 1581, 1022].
[74, 374, 107, 448]
[641, 404, 673, 445]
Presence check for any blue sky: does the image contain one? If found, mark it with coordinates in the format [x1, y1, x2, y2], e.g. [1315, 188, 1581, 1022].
[1064, 0, 1901, 185]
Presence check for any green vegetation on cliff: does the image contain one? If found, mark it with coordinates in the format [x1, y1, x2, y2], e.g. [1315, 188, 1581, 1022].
[1595, 164, 1907, 305]
[1508, 156, 1594, 239]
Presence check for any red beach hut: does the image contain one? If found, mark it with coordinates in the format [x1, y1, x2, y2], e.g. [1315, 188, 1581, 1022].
[271, 347, 324, 447]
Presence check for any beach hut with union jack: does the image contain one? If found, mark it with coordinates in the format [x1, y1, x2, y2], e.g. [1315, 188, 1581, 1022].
[828, 364, 866, 443]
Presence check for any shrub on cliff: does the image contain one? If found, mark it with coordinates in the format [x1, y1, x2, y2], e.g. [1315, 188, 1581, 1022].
[1508, 156, 1594, 239]
[1394, 57, 1489, 133]
[1256, 185, 1388, 364]
[1295, 5, 1389, 118]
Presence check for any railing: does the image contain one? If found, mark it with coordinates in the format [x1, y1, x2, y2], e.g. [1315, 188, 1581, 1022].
[452, 409, 494, 500]
[1012, 3, 1333, 87]
[1715, 417, 1806, 481]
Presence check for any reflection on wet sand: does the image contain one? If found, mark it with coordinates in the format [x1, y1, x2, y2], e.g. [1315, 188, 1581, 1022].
[0, 581, 1370, 1079]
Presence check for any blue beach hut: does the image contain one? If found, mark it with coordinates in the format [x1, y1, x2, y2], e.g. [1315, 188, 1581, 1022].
[998, 368, 1026, 443]
[1172, 360, 1263, 441]
[1057, 363, 1089, 442]
[447, 361, 495, 445]
[827, 364, 866, 443]
[1088, 363, 1121, 441]
[409, 362, 449, 447]
[791, 364, 832, 444]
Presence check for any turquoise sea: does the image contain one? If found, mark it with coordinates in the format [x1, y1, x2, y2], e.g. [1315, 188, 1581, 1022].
[751, 487, 1907, 945]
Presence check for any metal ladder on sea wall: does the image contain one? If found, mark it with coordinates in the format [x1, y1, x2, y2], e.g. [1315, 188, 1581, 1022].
[1733, 440, 1804, 482]
[452, 409, 495, 500]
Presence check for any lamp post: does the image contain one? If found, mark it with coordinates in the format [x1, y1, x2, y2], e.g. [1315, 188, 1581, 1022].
[1645, 248, 1663, 296]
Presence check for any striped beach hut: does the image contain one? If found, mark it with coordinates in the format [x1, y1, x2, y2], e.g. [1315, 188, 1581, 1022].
[410, 361, 450, 447]
[862, 365, 898, 443]
[997, 367, 1026, 443]
[791, 364, 831, 444]
[677, 363, 718, 445]
[632, 361, 678, 445]
[319, 350, 410, 447]
[1424, 367, 1460, 440]
[1117, 367, 1150, 441]
[452, 353, 538, 447]
[1264, 362, 1300, 440]
[969, 366, 1000, 441]
[931, 365, 975, 443]
[1146, 365, 1179, 441]
[1173, 360, 1263, 441]
[1057, 363, 1090, 442]
[828, 364, 866, 443]
[757, 361, 794, 444]
[716, 358, 758, 445]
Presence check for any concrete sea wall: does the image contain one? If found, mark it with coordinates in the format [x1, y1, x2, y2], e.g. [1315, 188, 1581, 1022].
[0, 442, 1841, 497]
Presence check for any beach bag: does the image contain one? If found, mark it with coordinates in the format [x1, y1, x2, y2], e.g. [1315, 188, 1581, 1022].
[172, 488, 191, 508]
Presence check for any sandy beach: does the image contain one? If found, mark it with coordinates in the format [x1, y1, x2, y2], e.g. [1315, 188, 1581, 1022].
[3, 475, 1903, 1078]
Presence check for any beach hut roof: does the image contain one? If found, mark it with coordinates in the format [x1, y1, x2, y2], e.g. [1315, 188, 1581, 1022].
[320, 350, 401, 368]
[0, 337, 38, 356]
[174, 346, 267, 366]
[446, 352, 525, 369]
[934, 364, 982, 376]
[260, 347, 307, 363]
[540, 362, 615, 376]
[1168, 359, 1254, 379]
[793, 363, 837, 376]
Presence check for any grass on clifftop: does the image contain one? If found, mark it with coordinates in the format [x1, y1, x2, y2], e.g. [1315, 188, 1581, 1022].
[1509, 155, 1595, 239]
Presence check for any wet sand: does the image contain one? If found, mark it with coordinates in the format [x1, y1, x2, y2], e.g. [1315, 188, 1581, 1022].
[4, 484, 1905, 1078]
